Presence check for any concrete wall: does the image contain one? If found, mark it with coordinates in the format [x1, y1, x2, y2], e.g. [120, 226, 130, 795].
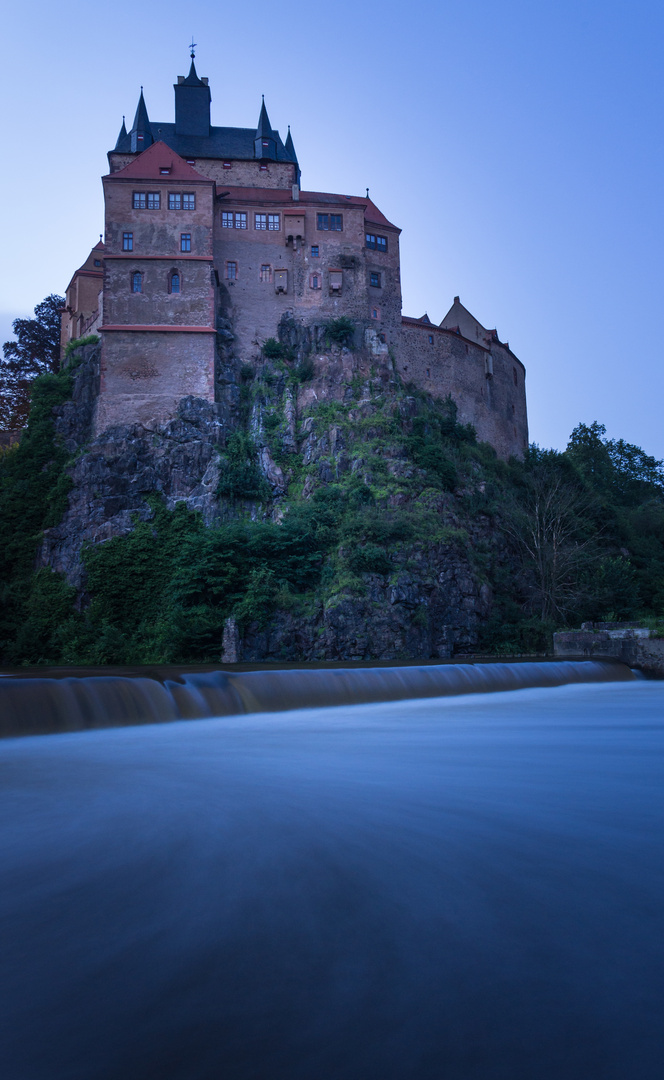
[96, 330, 215, 432]
[397, 321, 528, 459]
[554, 629, 664, 679]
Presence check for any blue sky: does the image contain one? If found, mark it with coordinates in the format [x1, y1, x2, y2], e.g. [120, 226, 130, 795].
[1, 0, 663, 456]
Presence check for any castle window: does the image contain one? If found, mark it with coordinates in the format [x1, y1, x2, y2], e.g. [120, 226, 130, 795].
[222, 211, 233, 227]
[376, 236, 387, 253]
[226, 261, 237, 280]
[255, 214, 267, 230]
[94, 259, 101, 267]
[329, 269, 343, 293]
[260, 264, 272, 283]
[123, 232, 133, 251]
[366, 233, 388, 252]
[169, 193, 182, 210]
[235, 213, 247, 229]
[317, 214, 343, 232]
[371, 307, 379, 319]
[147, 192, 160, 209]
[180, 233, 191, 252]
[268, 214, 280, 231]
[169, 270, 181, 294]
[426, 368, 430, 378]
[274, 269, 288, 294]
[183, 193, 195, 210]
[311, 245, 319, 257]
[428, 335, 434, 344]
[370, 272, 381, 288]
[131, 271, 142, 293]
[133, 192, 146, 209]
[310, 273, 321, 289]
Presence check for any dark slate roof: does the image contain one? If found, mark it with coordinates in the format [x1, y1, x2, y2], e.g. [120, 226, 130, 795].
[181, 59, 206, 86]
[132, 91, 152, 138]
[255, 98, 274, 139]
[113, 122, 297, 162]
[284, 125, 297, 163]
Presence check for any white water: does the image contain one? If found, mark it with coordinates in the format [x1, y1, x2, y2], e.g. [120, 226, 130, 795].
[1, 679, 663, 1078]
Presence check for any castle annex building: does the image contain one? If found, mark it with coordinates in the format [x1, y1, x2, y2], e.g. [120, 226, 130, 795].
[61, 57, 528, 459]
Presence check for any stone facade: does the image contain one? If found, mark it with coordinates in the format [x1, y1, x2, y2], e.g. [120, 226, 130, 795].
[61, 59, 528, 458]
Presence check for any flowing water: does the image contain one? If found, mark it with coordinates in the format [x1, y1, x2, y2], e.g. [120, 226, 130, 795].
[1, 675, 664, 1078]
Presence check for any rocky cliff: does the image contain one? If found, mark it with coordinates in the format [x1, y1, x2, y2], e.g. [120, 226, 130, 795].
[34, 332, 517, 663]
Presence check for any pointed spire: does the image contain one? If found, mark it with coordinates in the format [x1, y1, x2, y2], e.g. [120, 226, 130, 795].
[114, 115, 128, 151]
[182, 58, 205, 86]
[284, 125, 297, 162]
[129, 88, 153, 153]
[256, 96, 274, 138]
[255, 97, 277, 160]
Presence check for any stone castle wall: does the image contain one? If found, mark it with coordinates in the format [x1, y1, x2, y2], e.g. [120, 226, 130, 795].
[397, 320, 528, 459]
[214, 200, 402, 362]
[109, 153, 296, 189]
[95, 330, 216, 432]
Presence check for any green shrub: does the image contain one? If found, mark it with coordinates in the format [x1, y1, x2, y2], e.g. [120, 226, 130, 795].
[346, 543, 392, 575]
[262, 338, 292, 361]
[217, 432, 269, 501]
[325, 317, 355, 348]
[293, 357, 315, 382]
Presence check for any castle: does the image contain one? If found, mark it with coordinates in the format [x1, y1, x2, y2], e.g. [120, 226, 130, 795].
[61, 55, 528, 459]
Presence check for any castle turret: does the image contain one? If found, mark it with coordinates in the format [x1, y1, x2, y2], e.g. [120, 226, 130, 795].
[254, 97, 277, 161]
[128, 89, 153, 154]
[114, 116, 128, 152]
[174, 59, 211, 138]
[285, 125, 301, 185]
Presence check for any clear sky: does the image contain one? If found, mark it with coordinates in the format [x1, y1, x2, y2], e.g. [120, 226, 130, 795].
[1, 0, 662, 457]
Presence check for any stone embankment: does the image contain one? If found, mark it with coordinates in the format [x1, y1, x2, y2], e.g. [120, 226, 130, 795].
[554, 623, 664, 678]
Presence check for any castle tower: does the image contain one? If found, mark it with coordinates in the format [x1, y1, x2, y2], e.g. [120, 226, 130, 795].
[96, 142, 216, 433]
[174, 59, 211, 138]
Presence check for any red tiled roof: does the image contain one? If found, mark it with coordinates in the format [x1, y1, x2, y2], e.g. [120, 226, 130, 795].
[216, 186, 399, 230]
[105, 141, 212, 182]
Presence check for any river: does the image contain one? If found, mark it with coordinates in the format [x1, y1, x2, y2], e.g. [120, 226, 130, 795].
[1, 678, 663, 1078]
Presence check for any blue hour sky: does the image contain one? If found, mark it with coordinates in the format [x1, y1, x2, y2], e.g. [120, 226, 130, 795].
[1, 0, 663, 456]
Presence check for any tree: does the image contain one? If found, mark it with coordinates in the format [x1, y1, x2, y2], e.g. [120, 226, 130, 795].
[0, 294, 64, 429]
[501, 461, 598, 623]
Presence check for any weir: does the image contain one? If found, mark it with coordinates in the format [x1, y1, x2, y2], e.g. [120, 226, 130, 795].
[0, 660, 635, 739]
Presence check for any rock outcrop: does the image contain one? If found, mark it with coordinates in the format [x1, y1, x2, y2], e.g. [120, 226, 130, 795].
[39, 338, 508, 660]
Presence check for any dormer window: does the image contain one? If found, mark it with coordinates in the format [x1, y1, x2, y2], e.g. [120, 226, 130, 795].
[262, 140, 269, 147]
[186, 160, 196, 166]
[259, 164, 268, 172]
[160, 167, 171, 175]
[223, 161, 232, 169]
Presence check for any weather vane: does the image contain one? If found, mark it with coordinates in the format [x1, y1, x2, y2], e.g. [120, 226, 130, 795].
[189, 38, 197, 59]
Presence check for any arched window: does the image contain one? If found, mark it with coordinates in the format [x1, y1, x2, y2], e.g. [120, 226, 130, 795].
[169, 270, 181, 294]
[131, 271, 142, 293]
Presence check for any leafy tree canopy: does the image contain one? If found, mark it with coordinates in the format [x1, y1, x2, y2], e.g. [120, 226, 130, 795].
[1, 294, 64, 428]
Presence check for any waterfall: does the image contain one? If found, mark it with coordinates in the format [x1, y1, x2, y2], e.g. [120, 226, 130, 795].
[0, 660, 635, 739]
